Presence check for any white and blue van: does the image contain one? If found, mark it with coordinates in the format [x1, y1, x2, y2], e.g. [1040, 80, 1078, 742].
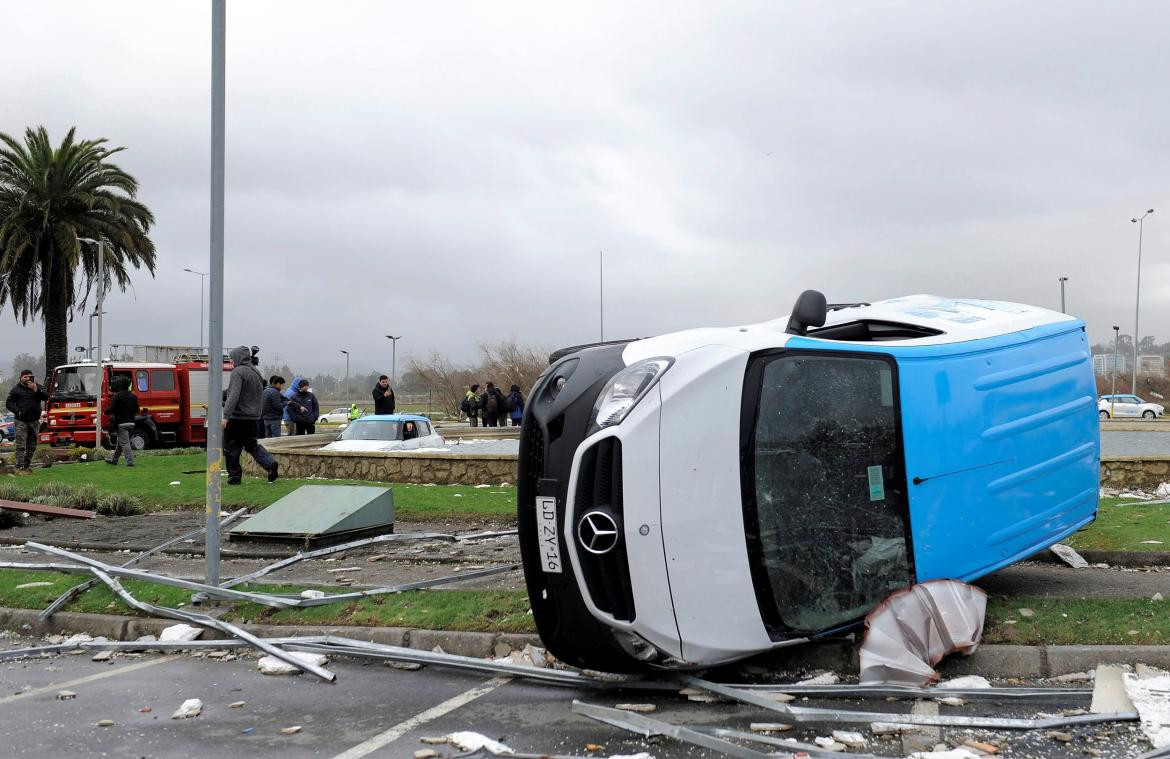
[518, 292, 1100, 671]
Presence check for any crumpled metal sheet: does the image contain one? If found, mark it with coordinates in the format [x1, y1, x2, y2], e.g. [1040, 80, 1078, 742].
[857, 580, 987, 686]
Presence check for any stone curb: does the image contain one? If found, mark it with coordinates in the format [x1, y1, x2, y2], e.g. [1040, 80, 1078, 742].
[5, 606, 1170, 679]
[1028, 547, 1170, 567]
[0, 606, 539, 659]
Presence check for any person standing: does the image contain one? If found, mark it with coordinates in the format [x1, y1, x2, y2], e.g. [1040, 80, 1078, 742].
[281, 374, 304, 437]
[105, 376, 140, 466]
[481, 381, 506, 427]
[372, 375, 395, 414]
[5, 369, 47, 474]
[507, 384, 525, 426]
[222, 345, 279, 485]
[261, 376, 287, 439]
[462, 383, 480, 427]
[287, 378, 319, 435]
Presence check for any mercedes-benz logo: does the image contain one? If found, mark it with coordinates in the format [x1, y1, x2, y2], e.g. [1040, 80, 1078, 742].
[577, 511, 620, 555]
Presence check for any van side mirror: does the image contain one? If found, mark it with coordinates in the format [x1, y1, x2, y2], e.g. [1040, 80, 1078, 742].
[785, 290, 828, 336]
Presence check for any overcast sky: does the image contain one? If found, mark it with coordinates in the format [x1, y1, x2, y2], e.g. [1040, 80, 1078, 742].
[3, 1, 1168, 377]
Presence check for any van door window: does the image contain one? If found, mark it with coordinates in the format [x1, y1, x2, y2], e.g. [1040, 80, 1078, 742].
[136, 370, 149, 393]
[151, 370, 176, 391]
[741, 351, 913, 635]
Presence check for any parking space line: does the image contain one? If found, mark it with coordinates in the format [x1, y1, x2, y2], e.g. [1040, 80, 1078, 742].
[0, 657, 171, 706]
[331, 676, 511, 759]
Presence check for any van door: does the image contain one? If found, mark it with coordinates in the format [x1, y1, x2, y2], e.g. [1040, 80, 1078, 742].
[741, 350, 914, 636]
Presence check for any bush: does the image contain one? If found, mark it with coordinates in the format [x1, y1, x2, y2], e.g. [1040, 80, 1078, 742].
[138, 447, 204, 457]
[0, 482, 24, 502]
[73, 484, 99, 511]
[95, 493, 144, 517]
[31, 481, 75, 501]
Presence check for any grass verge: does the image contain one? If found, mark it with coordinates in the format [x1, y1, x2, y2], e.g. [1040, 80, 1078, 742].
[1064, 497, 1170, 552]
[984, 595, 1170, 645]
[0, 569, 535, 633]
[3, 454, 516, 519]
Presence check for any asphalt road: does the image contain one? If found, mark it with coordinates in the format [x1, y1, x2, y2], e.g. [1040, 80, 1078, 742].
[0, 638, 1151, 758]
[1101, 430, 1170, 457]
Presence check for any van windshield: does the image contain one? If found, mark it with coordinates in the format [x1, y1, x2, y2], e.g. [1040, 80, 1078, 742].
[742, 351, 914, 635]
[52, 366, 101, 399]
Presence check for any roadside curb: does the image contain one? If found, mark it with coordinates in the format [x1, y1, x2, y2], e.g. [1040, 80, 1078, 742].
[1028, 548, 1170, 568]
[5, 606, 1170, 679]
[0, 606, 539, 659]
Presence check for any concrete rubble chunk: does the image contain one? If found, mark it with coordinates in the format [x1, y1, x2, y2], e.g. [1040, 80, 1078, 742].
[45, 635, 66, 645]
[756, 691, 796, 703]
[813, 735, 846, 751]
[1050, 543, 1089, 568]
[936, 696, 966, 706]
[492, 642, 511, 658]
[445, 731, 514, 754]
[229, 701, 246, 708]
[1017, 608, 1035, 618]
[749, 722, 791, 732]
[90, 650, 113, 662]
[171, 698, 203, 719]
[159, 624, 202, 643]
[938, 675, 991, 689]
[1124, 669, 1170, 748]
[798, 672, 841, 685]
[908, 749, 982, 759]
[871, 722, 918, 735]
[56, 690, 77, 700]
[615, 703, 657, 713]
[96, 719, 114, 727]
[280, 726, 302, 735]
[258, 652, 329, 675]
[1091, 665, 1136, 714]
[414, 751, 440, 759]
[300, 590, 326, 600]
[1047, 731, 1073, 742]
[1051, 671, 1093, 683]
[418, 736, 448, 744]
[1154, 593, 1165, 602]
[962, 738, 999, 754]
[63, 633, 94, 646]
[832, 730, 866, 747]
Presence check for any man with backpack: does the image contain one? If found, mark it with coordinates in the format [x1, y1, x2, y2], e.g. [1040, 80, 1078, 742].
[462, 383, 480, 427]
[481, 381, 507, 427]
[507, 384, 525, 426]
[105, 376, 140, 466]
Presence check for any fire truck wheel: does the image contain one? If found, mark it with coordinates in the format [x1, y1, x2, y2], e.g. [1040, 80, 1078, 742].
[129, 428, 151, 451]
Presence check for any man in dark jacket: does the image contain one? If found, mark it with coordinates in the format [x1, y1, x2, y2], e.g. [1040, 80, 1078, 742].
[480, 381, 507, 427]
[287, 378, 320, 435]
[105, 376, 140, 466]
[261, 376, 287, 438]
[372, 375, 395, 415]
[5, 369, 47, 474]
[223, 345, 278, 485]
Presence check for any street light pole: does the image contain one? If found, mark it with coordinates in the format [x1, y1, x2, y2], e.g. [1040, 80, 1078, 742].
[183, 269, 209, 351]
[1058, 276, 1068, 314]
[599, 250, 604, 342]
[341, 350, 350, 405]
[385, 335, 402, 386]
[1132, 209, 1155, 395]
[78, 237, 107, 448]
[1112, 325, 1120, 418]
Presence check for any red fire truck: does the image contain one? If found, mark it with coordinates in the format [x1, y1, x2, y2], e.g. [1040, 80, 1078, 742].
[40, 355, 230, 450]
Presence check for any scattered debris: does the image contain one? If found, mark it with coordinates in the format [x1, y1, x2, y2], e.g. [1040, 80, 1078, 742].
[258, 652, 329, 675]
[300, 590, 326, 600]
[1124, 668, 1170, 748]
[1017, 607, 1035, 618]
[615, 703, 656, 713]
[908, 749, 981, 759]
[445, 731, 514, 754]
[1047, 730, 1073, 742]
[229, 701, 246, 708]
[1092, 665, 1137, 714]
[90, 650, 113, 662]
[797, 672, 840, 686]
[961, 738, 998, 753]
[831, 730, 866, 747]
[138, 707, 152, 713]
[96, 719, 114, 727]
[419, 736, 448, 744]
[56, 690, 77, 700]
[14, 582, 53, 589]
[171, 698, 203, 719]
[749, 722, 790, 732]
[814, 735, 847, 751]
[1155, 593, 1165, 602]
[414, 751, 441, 759]
[387, 661, 422, 671]
[938, 675, 991, 690]
[860, 580, 986, 686]
[1052, 671, 1094, 683]
[935, 696, 966, 707]
[1050, 543, 1089, 568]
[159, 624, 203, 643]
[280, 726, 302, 735]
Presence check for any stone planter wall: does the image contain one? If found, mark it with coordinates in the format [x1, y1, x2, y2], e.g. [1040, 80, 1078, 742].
[1100, 456, 1170, 490]
[244, 447, 518, 485]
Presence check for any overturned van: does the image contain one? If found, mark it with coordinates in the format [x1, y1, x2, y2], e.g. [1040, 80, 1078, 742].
[517, 293, 1100, 672]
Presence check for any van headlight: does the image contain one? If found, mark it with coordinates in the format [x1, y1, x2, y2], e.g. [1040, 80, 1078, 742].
[589, 357, 672, 434]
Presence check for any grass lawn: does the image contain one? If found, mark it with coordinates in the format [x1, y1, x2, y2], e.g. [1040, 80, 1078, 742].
[1064, 497, 1170, 552]
[984, 595, 1170, 645]
[0, 569, 535, 633]
[6, 454, 516, 520]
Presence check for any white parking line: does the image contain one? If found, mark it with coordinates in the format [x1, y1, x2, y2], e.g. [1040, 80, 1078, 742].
[331, 676, 511, 759]
[0, 657, 171, 706]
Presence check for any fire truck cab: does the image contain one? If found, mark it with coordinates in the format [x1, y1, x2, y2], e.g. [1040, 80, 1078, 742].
[41, 357, 229, 450]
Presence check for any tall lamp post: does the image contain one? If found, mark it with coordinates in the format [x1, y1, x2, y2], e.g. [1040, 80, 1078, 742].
[1131, 209, 1155, 395]
[183, 268, 209, 351]
[1058, 276, 1069, 314]
[1112, 325, 1120, 418]
[78, 237, 107, 448]
[340, 350, 350, 405]
[385, 335, 402, 386]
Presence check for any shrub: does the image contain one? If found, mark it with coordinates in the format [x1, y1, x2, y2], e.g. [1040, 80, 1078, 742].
[31, 481, 76, 500]
[0, 482, 24, 502]
[95, 493, 144, 517]
[73, 484, 99, 511]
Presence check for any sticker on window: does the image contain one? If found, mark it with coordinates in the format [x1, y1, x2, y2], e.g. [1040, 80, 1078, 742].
[867, 465, 885, 502]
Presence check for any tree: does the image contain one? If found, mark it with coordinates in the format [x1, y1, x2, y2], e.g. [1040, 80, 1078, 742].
[478, 339, 548, 395]
[8, 352, 45, 383]
[0, 126, 156, 374]
[406, 352, 479, 416]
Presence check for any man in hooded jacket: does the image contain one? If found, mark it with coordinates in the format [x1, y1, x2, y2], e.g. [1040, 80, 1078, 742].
[223, 345, 278, 484]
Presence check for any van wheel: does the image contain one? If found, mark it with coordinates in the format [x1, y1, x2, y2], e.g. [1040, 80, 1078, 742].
[130, 428, 151, 450]
[1099, 410, 1110, 419]
[1144, 410, 1156, 419]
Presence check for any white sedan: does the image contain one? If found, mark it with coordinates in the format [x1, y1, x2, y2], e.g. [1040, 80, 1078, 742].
[318, 407, 352, 424]
[322, 414, 444, 452]
[1098, 394, 1165, 419]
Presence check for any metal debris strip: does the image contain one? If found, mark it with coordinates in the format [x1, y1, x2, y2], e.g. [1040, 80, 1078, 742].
[39, 507, 249, 621]
[291, 564, 521, 607]
[573, 700, 774, 759]
[736, 682, 1093, 702]
[693, 727, 881, 759]
[682, 676, 1139, 730]
[1136, 746, 1170, 759]
[455, 529, 519, 541]
[0, 636, 333, 662]
[84, 567, 336, 682]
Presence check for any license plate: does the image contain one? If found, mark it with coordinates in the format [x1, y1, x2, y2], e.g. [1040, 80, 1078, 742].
[535, 496, 562, 573]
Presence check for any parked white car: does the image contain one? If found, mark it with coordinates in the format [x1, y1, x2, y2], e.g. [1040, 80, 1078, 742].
[1098, 394, 1164, 419]
[322, 414, 444, 452]
[317, 407, 352, 424]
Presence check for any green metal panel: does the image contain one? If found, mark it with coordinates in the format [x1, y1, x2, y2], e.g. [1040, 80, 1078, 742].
[228, 485, 394, 537]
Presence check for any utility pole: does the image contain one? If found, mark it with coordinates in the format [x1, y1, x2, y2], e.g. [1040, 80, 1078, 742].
[341, 350, 350, 405]
[385, 335, 402, 386]
[1132, 209, 1155, 395]
[1112, 325, 1120, 418]
[205, 0, 227, 587]
[599, 250, 604, 342]
[95, 238, 105, 450]
[1058, 276, 1068, 314]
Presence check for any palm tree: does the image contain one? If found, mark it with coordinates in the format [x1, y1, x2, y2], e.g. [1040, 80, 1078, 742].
[0, 126, 156, 376]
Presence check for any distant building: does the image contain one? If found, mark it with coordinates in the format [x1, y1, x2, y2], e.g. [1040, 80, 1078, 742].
[1139, 354, 1166, 378]
[1093, 354, 1128, 375]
